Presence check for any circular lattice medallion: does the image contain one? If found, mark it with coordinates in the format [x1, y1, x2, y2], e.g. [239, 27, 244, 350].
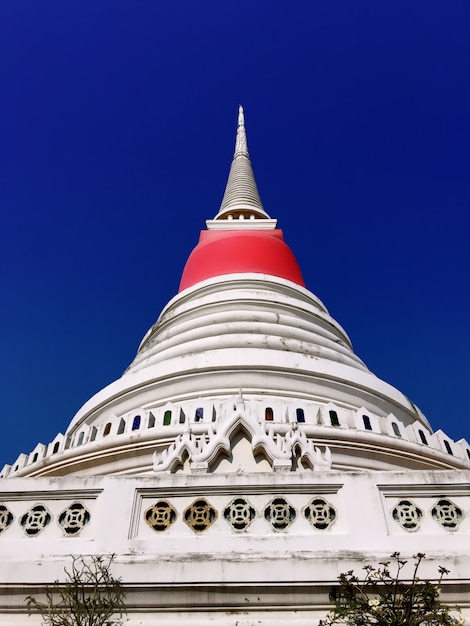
[183, 498, 217, 533]
[264, 497, 296, 531]
[303, 497, 336, 530]
[58, 502, 91, 536]
[431, 498, 463, 530]
[0, 505, 13, 535]
[223, 497, 257, 532]
[20, 504, 52, 537]
[145, 500, 177, 532]
[392, 499, 422, 532]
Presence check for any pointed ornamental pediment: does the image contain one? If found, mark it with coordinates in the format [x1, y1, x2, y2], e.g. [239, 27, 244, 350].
[152, 407, 331, 474]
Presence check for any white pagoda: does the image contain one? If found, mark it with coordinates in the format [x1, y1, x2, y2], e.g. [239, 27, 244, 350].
[1, 107, 469, 625]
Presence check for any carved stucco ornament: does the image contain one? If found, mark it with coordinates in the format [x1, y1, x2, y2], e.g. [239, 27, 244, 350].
[152, 402, 331, 474]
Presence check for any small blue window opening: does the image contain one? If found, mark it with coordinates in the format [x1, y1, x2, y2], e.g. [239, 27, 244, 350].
[77, 432, 85, 446]
[444, 440, 453, 455]
[329, 410, 340, 426]
[265, 407, 274, 421]
[391, 423, 401, 437]
[132, 415, 141, 431]
[148, 413, 156, 428]
[418, 430, 428, 445]
[362, 415, 372, 430]
[296, 408, 305, 423]
[163, 410, 172, 426]
[53, 442, 60, 454]
[195, 407, 204, 422]
[103, 423, 112, 437]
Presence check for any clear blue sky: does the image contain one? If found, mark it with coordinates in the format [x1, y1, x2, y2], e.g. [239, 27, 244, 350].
[1, 1, 469, 466]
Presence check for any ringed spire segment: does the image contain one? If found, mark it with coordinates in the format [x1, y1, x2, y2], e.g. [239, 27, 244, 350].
[208, 105, 275, 228]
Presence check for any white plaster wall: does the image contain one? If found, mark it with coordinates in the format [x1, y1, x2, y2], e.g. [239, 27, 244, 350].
[1, 470, 469, 624]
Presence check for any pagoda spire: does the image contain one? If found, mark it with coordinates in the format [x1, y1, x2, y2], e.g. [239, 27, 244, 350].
[234, 104, 249, 157]
[213, 105, 271, 222]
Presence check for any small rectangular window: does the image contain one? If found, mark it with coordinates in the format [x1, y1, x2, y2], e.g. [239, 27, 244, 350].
[329, 410, 340, 426]
[444, 440, 453, 455]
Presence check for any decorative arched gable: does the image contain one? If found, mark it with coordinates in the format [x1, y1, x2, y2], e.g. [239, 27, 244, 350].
[153, 403, 331, 474]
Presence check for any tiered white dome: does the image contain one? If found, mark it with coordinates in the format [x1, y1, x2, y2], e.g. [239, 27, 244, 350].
[3, 107, 470, 478]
